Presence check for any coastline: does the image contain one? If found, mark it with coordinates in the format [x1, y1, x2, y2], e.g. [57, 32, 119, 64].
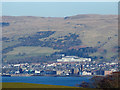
[2, 74, 93, 77]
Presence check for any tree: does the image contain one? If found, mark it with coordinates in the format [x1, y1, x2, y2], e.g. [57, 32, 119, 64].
[91, 72, 120, 89]
[79, 81, 89, 88]
[79, 72, 120, 89]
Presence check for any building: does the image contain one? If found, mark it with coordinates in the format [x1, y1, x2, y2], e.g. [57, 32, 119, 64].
[15, 71, 20, 74]
[19, 68, 23, 73]
[104, 71, 112, 76]
[57, 71, 63, 75]
[71, 69, 74, 75]
[71, 68, 79, 75]
[74, 68, 79, 75]
[35, 70, 40, 74]
[82, 71, 92, 75]
[95, 70, 104, 75]
[79, 65, 83, 75]
[57, 56, 91, 62]
[41, 70, 56, 75]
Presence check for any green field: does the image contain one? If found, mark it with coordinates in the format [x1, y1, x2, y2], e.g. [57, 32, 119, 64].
[1, 83, 77, 88]
[1, 83, 99, 90]
[5, 46, 60, 60]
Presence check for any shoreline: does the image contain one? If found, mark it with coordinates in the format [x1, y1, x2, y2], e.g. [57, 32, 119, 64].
[1, 74, 94, 77]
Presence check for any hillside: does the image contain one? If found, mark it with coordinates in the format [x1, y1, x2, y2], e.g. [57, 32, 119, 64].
[1, 14, 118, 63]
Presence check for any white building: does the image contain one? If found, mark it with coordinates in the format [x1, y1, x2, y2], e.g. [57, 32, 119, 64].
[57, 56, 91, 62]
[35, 70, 40, 74]
[14, 64, 20, 67]
[15, 71, 20, 74]
[82, 71, 92, 75]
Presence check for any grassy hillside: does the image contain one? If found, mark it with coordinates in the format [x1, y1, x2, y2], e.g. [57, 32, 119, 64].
[2, 14, 118, 63]
[4, 46, 60, 62]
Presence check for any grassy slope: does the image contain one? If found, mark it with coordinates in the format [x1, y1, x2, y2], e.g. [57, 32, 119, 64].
[5, 46, 60, 60]
[1, 83, 98, 90]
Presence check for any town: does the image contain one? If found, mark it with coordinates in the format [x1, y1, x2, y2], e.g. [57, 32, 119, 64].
[1, 56, 118, 77]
